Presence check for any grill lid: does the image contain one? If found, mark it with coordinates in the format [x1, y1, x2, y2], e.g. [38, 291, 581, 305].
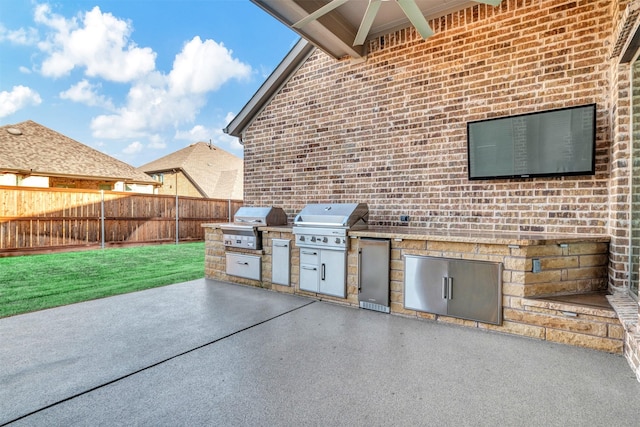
[232, 206, 287, 226]
[294, 203, 369, 229]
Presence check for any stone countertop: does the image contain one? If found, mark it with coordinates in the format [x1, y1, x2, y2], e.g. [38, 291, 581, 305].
[259, 226, 294, 233]
[201, 224, 292, 232]
[348, 227, 610, 246]
[202, 223, 610, 246]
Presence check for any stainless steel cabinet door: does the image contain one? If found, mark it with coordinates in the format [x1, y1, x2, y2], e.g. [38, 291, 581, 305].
[448, 260, 502, 325]
[272, 239, 290, 286]
[319, 249, 347, 298]
[404, 255, 448, 315]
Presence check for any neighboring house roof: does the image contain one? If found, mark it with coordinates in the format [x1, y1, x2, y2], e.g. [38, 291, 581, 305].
[0, 120, 157, 185]
[139, 142, 243, 200]
[224, 38, 314, 138]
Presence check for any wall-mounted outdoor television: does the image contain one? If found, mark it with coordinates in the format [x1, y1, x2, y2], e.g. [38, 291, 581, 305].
[467, 104, 596, 180]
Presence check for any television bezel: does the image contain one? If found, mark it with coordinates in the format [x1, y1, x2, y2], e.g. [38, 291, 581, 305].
[466, 103, 597, 181]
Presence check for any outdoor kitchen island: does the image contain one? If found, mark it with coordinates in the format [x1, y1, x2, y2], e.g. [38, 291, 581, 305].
[203, 224, 622, 354]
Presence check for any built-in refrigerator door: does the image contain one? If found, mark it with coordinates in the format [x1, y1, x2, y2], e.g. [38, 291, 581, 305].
[358, 238, 390, 312]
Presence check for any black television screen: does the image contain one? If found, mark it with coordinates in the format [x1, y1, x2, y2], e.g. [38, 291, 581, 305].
[467, 104, 596, 180]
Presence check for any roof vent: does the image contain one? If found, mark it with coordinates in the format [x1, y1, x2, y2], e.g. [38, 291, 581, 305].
[6, 127, 23, 136]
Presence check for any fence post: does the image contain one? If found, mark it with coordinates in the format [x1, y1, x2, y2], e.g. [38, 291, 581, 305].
[228, 199, 231, 222]
[175, 194, 179, 244]
[100, 190, 105, 249]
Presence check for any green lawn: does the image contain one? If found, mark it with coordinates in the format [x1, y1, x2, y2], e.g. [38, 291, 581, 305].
[0, 242, 205, 318]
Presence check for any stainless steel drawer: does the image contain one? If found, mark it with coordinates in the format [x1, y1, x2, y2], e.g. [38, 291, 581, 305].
[226, 253, 261, 281]
[300, 249, 319, 265]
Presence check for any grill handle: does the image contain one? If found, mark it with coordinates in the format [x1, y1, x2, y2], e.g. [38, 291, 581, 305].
[294, 221, 347, 228]
[321, 263, 326, 281]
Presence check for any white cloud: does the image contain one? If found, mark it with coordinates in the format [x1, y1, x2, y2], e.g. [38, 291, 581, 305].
[90, 77, 206, 139]
[169, 37, 251, 96]
[59, 79, 114, 110]
[91, 37, 252, 141]
[0, 23, 39, 45]
[19, 66, 32, 74]
[19, 4, 250, 159]
[91, 106, 150, 139]
[0, 85, 42, 117]
[35, 4, 155, 82]
[147, 134, 166, 150]
[174, 124, 210, 142]
[123, 141, 143, 154]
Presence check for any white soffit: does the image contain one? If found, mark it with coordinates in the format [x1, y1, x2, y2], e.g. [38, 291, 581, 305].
[251, 0, 503, 60]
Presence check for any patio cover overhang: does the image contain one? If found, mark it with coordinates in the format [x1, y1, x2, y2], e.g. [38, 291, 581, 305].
[250, 0, 503, 60]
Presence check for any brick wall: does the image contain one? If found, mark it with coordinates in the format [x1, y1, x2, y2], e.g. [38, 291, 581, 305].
[242, 1, 631, 288]
[244, 1, 613, 230]
[608, 0, 633, 292]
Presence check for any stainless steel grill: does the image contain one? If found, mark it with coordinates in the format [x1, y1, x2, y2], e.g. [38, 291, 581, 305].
[293, 203, 368, 250]
[293, 203, 369, 298]
[221, 206, 287, 250]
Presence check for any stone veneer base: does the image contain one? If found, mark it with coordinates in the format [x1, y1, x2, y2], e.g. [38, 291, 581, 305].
[204, 225, 623, 355]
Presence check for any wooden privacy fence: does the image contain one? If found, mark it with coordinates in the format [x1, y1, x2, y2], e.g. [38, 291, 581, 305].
[0, 186, 243, 252]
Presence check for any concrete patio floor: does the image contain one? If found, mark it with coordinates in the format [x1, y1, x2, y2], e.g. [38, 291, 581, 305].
[1, 278, 639, 426]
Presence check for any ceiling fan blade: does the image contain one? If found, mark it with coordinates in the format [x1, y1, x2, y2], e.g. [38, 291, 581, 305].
[353, 0, 382, 46]
[396, 0, 434, 39]
[293, 0, 350, 29]
[474, 0, 503, 5]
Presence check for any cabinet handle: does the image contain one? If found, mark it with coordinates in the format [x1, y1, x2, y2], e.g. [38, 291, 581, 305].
[442, 277, 448, 299]
[302, 266, 317, 271]
[302, 250, 317, 255]
[321, 263, 326, 281]
[447, 277, 453, 300]
[357, 249, 362, 291]
[274, 243, 288, 247]
[237, 261, 249, 265]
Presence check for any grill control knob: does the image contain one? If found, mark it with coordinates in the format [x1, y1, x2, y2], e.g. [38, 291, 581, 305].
[311, 236, 316, 242]
[300, 236, 305, 241]
[322, 237, 328, 243]
[335, 238, 341, 244]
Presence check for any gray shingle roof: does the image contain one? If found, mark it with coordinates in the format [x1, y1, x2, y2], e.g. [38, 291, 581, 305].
[0, 120, 157, 185]
[139, 142, 243, 200]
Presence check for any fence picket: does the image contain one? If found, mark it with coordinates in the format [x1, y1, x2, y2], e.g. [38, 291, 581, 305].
[0, 186, 242, 252]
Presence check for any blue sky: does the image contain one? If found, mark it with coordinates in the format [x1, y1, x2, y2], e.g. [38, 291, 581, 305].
[0, 0, 298, 166]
